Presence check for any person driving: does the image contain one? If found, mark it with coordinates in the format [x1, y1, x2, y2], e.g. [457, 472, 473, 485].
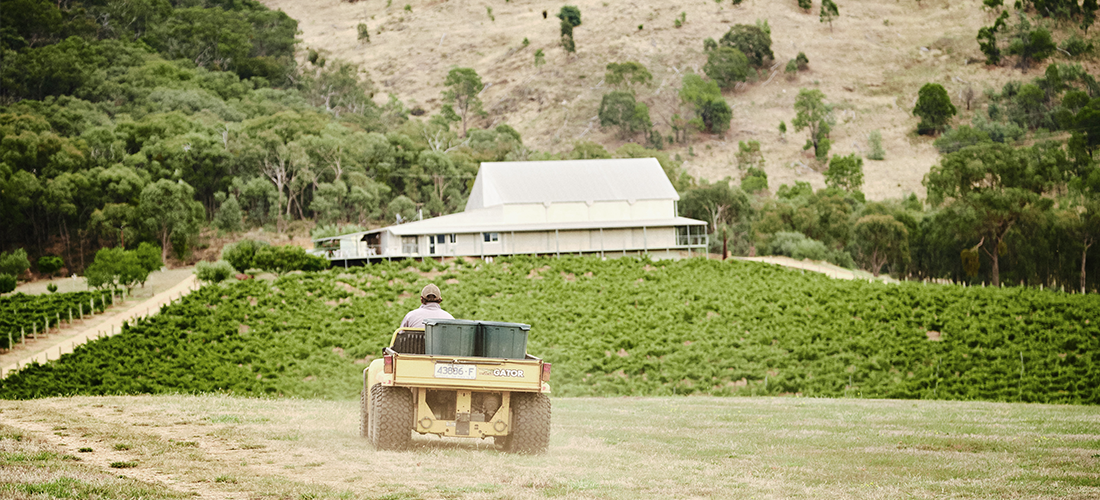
[400, 284, 454, 328]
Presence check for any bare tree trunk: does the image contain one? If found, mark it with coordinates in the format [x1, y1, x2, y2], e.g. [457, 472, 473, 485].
[160, 227, 170, 263]
[990, 251, 1000, 287]
[261, 157, 289, 233]
[980, 227, 1010, 287]
[61, 220, 71, 276]
[869, 248, 884, 277]
[1083, 237, 1093, 294]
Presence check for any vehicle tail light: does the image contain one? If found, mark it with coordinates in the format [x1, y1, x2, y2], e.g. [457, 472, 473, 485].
[541, 362, 552, 382]
[383, 354, 393, 374]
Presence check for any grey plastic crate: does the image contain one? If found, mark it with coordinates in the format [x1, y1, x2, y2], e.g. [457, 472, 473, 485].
[478, 321, 530, 359]
[424, 318, 478, 357]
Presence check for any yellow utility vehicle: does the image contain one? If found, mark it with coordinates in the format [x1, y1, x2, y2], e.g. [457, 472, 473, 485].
[361, 319, 551, 453]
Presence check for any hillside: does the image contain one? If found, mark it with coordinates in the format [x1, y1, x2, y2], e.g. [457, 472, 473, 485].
[263, 0, 1057, 199]
[3, 257, 1097, 403]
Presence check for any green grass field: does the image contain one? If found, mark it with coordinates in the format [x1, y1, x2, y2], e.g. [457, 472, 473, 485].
[2, 394, 1098, 499]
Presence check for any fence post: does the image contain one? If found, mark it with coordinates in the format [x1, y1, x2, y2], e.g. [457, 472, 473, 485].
[21, 327, 25, 345]
[79, 303, 83, 320]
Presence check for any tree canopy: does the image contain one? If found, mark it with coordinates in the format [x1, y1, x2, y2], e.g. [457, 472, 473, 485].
[719, 25, 774, 68]
[924, 143, 1054, 286]
[680, 74, 732, 135]
[825, 154, 865, 193]
[914, 83, 957, 136]
[703, 47, 751, 90]
[792, 89, 833, 161]
[442, 68, 485, 137]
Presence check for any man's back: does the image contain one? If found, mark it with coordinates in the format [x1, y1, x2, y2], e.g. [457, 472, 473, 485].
[401, 301, 454, 328]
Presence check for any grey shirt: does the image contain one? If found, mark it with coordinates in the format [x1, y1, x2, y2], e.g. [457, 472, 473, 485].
[400, 302, 454, 328]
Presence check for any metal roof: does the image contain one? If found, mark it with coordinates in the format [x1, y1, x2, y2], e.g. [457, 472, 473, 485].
[465, 158, 679, 211]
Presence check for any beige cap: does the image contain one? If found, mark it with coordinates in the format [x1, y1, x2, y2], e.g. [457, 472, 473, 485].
[420, 284, 442, 300]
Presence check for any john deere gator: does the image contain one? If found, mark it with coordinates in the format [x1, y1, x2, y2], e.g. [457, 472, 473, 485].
[361, 319, 551, 453]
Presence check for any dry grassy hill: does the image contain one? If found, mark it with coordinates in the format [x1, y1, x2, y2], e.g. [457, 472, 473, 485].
[261, 0, 1076, 200]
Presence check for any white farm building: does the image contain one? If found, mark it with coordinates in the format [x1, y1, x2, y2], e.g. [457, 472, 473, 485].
[312, 158, 708, 264]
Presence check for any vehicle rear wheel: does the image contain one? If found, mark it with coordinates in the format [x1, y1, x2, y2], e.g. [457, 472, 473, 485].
[507, 392, 550, 454]
[369, 385, 414, 450]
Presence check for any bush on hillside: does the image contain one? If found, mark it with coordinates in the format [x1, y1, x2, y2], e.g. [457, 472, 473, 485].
[196, 260, 236, 284]
[934, 125, 993, 153]
[221, 240, 271, 274]
[252, 245, 328, 275]
[37, 256, 64, 278]
[0, 249, 30, 279]
[0, 274, 15, 294]
[720, 24, 774, 68]
[704, 47, 750, 90]
[767, 232, 855, 267]
[84, 248, 147, 292]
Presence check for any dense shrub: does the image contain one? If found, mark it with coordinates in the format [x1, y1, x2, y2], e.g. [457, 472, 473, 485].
[0, 249, 30, 279]
[196, 260, 236, 283]
[221, 240, 270, 274]
[0, 275, 15, 294]
[703, 47, 750, 89]
[36, 256, 64, 278]
[719, 25, 774, 68]
[934, 125, 993, 153]
[252, 245, 329, 274]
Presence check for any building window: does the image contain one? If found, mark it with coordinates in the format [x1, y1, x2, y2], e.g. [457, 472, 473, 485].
[402, 236, 418, 254]
[483, 232, 499, 243]
[449, 233, 456, 243]
[429, 234, 450, 254]
[676, 226, 706, 246]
